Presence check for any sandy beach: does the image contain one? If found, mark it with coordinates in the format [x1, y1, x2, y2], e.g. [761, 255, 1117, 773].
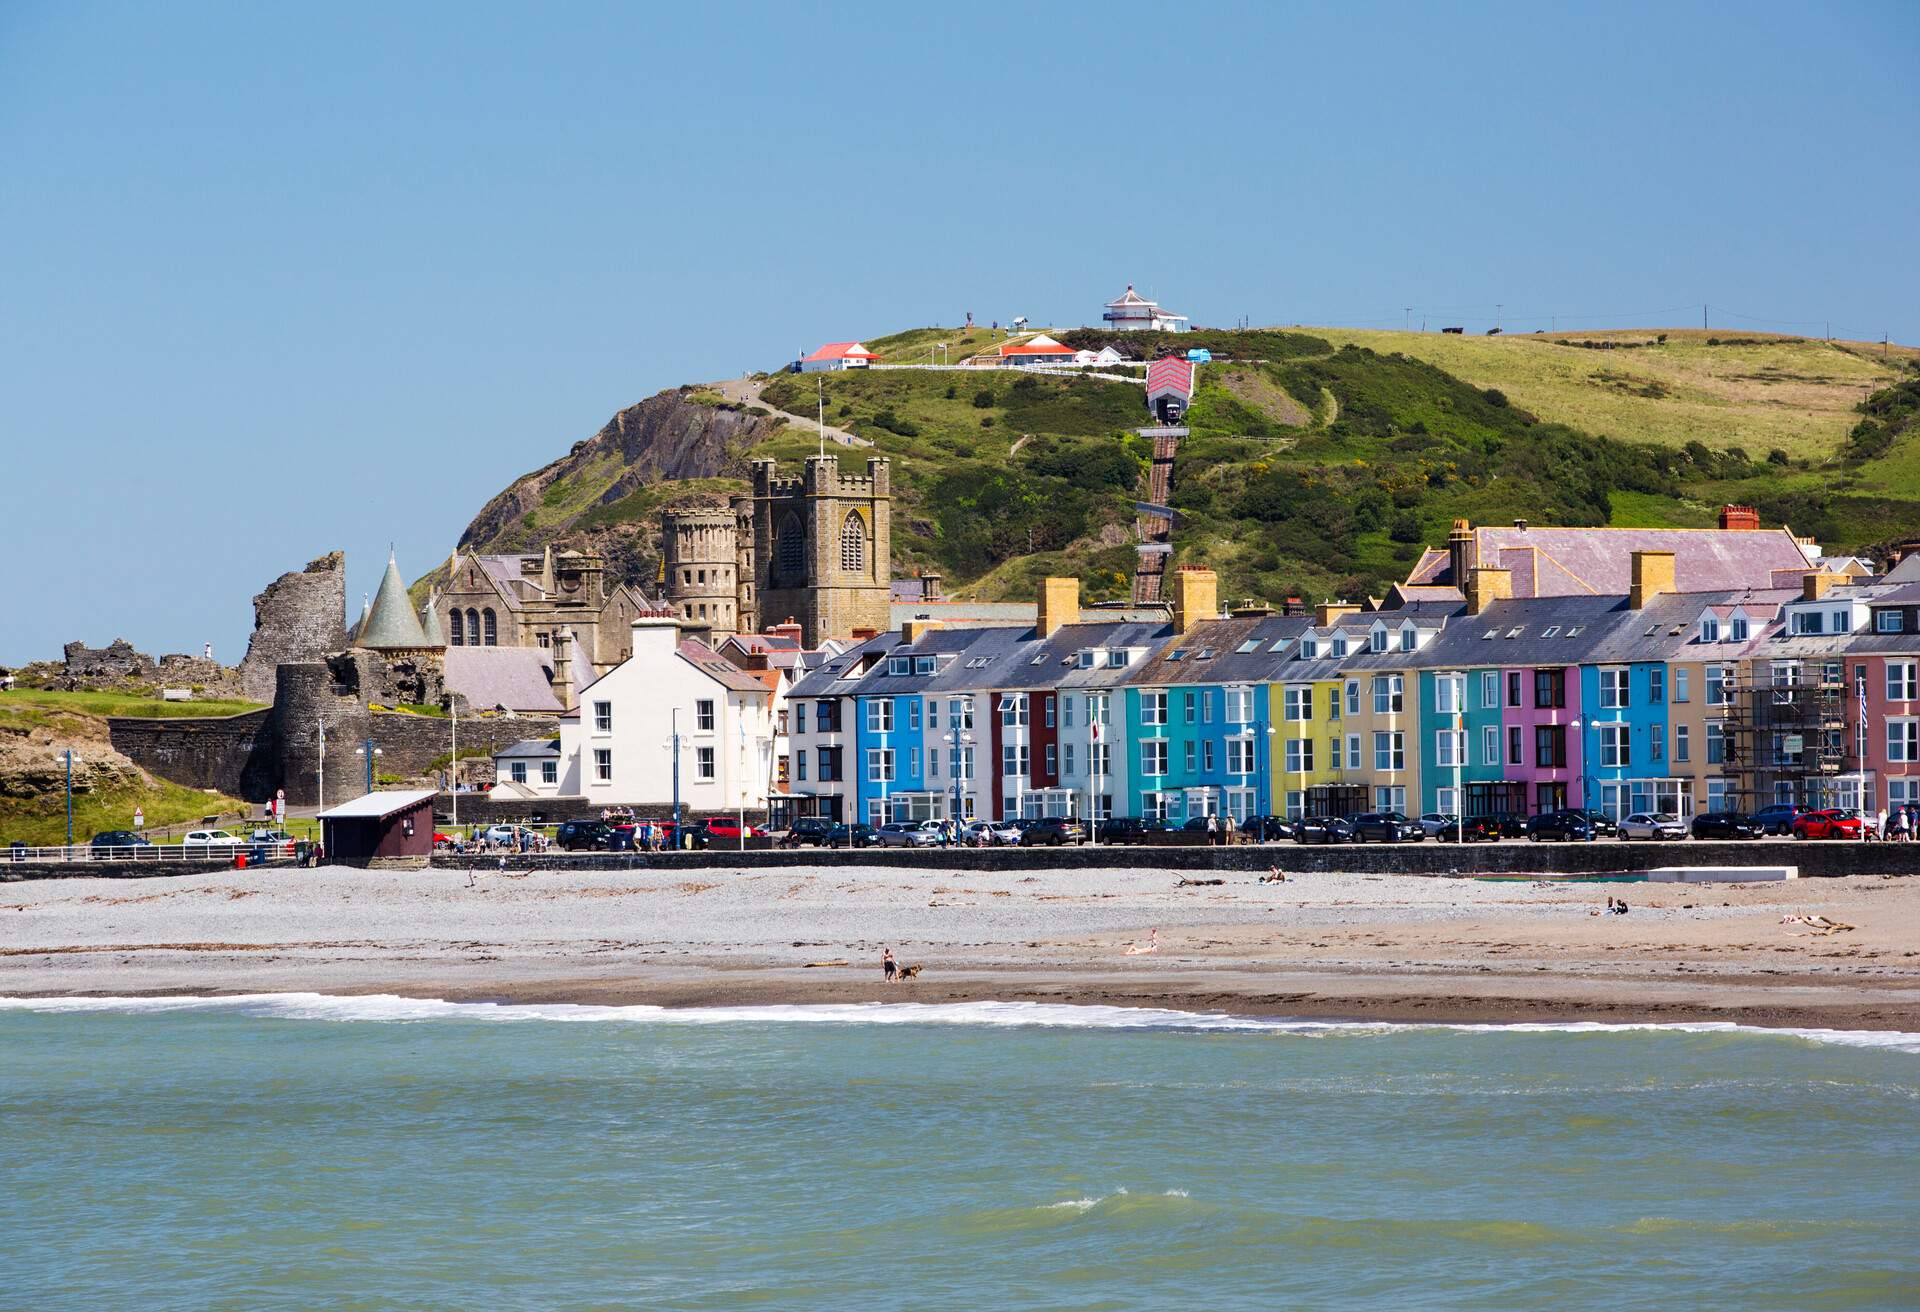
[3, 862, 1917, 1029]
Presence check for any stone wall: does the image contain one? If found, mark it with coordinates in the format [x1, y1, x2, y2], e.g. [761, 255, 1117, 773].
[237, 552, 348, 702]
[105, 709, 277, 798]
[364, 710, 562, 785]
[433, 840, 1920, 877]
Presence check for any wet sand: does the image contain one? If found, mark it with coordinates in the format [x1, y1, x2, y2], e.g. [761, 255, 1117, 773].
[3, 862, 1916, 1029]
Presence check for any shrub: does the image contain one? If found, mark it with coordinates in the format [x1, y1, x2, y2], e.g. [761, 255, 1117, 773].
[1482, 387, 1509, 408]
[972, 389, 995, 408]
[1389, 512, 1424, 544]
[980, 416, 994, 428]
[1768, 449, 1790, 466]
[944, 384, 957, 400]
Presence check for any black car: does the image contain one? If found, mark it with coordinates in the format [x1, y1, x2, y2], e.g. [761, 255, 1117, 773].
[556, 819, 613, 851]
[1435, 816, 1502, 843]
[1293, 815, 1355, 844]
[1020, 817, 1087, 846]
[779, 817, 836, 848]
[1350, 812, 1425, 843]
[1751, 804, 1802, 836]
[89, 830, 152, 858]
[1096, 817, 1154, 845]
[1486, 812, 1531, 838]
[1563, 809, 1619, 839]
[1245, 816, 1297, 843]
[826, 822, 882, 848]
[1691, 812, 1763, 840]
[1524, 810, 1597, 842]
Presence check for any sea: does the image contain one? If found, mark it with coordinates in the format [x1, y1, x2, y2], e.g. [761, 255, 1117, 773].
[2, 996, 1916, 1310]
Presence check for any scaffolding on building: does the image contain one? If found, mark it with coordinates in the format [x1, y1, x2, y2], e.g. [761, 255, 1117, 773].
[1718, 666, 1849, 811]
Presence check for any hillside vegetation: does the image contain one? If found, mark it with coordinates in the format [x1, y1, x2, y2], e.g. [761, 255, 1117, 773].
[450, 325, 1920, 613]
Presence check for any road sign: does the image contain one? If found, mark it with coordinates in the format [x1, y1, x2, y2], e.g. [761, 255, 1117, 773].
[133, 808, 144, 829]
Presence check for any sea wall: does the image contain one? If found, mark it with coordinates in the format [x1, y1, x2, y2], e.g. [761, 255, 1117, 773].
[432, 839, 1920, 877]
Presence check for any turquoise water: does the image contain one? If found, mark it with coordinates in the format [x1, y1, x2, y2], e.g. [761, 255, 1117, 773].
[2, 997, 1917, 1310]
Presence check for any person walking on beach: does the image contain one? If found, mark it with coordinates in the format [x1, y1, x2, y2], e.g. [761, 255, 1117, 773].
[882, 948, 897, 983]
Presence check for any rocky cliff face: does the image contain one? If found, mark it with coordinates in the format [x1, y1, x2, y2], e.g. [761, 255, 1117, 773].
[455, 387, 781, 591]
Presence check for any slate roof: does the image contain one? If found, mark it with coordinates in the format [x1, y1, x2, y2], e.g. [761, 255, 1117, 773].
[678, 639, 772, 695]
[444, 645, 561, 713]
[317, 789, 436, 820]
[1400, 594, 1634, 671]
[494, 739, 561, 758]
[1406, 525, 1813, 598]
[1584, 589, 1798, 665]
[359, 552, 432, 650]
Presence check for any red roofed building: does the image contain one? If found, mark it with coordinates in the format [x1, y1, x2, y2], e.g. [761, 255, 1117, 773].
[799, 341, 879, 373]
[1145, 354, 1196, 422]
[995, 333, 1078, 366]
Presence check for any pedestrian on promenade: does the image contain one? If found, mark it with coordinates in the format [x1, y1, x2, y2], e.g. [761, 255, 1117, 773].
[882, 948, 897, 983]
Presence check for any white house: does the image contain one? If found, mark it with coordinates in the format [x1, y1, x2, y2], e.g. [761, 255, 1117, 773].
[1073, 345, 1126, 367]
[798, 341, 879, 373]
[492, 739, 563, 797]
[557, 616, 777, 812]
[1102, 285, 1189, 333]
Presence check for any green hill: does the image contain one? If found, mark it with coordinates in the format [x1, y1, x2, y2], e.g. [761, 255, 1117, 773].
[450, 326, 1920, 611]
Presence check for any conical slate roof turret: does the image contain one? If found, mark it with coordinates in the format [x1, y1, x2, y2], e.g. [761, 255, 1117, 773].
[419, 590, 446, 647]
[358, 550, 431, 650]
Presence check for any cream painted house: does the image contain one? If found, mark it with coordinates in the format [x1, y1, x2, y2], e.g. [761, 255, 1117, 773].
[557, 616, 777, 812]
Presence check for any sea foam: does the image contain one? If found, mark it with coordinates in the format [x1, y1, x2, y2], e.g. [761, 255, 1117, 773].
[3, 992, 1917, 1053]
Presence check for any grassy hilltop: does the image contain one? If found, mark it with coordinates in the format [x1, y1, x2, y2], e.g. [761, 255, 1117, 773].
[452, 324, 1920, 610]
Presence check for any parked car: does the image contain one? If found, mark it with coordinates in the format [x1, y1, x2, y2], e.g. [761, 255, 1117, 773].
[699, 816, 766, 842]
[1350, 812, 1425, 843]
[1293, 815, 1355, 844]
[484, 823, 543, 848]
[1691, 812, 1763, 840]
[779, 817, 836, 848]
[1245, 816, 1296, 842]
[877, 821, 943, 848]
[1792, 808, 1864, 840]
[181, 829, 241, 853]
[556, 819, 613, 851]
[1564, 809, 1620, 839]
[248, 829, 297, 858]
[826, 822, 882, 848]
[88, 830, 152, 858]
[1020, 816, 1087, 846]
[1486, 812, 1531, 838]
[1418, 812, 1460, 838]
[1434, 815, 1502, 843]
[970, 820, 1024, 847]
[1752, 804, 1803, 836]
[1618, 812, 1688, 841]
[1524, 810, 1597, 842]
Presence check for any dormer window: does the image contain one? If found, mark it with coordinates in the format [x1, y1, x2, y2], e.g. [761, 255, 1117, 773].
[1729, 615, 1749, 641]
[1790, 611, 1824, 636]
[1878, 610, 1905, 634]
[1399, 627, 1417, 652]
[1700, 617, 1721, 642]
[888, 656, 911, 675]
[1106, 650, 1128, 668]
[914, 656, 937, 675]
[1331, 634, 1349, 657]
[1369, 628, 1387, 653]
[1301, 639, 1318, 659]
[1077, 650, 1097, 668]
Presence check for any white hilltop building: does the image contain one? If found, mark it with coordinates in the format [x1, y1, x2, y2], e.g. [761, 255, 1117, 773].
[1102, 285, 1188, 333]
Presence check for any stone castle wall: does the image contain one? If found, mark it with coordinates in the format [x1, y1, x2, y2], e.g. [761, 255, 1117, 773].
[106, 709, 277, 798]
[237, 552, 348, 702]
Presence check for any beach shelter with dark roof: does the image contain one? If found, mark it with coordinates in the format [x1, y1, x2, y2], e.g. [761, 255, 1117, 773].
[317, 789, 437, 863]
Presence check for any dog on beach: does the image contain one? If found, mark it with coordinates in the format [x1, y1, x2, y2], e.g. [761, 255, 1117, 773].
[896, 964, 922, 980]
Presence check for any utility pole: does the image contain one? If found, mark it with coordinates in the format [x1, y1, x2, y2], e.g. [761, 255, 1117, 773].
[1495, 304, 1503, 331]
[1703, 304, 1708, 331]
[817, 376, 826, 457]
[671, 707, 683, 847]
[62, 749, 74, 848]
[316, 719, 326, 812]
[450, 699, 458, 829]
[1404, 307, 1412, 332]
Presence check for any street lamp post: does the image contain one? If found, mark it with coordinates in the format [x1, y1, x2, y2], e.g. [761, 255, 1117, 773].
[945, 726, 974, 836]
[59, 749, 78, 848]
[356, 742, 382, 794]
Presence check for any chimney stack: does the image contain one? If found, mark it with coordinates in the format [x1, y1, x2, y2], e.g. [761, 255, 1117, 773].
[1171, 566, 1219, 635]
[1718, 504, 1761, 531]
[1803, 571, 1843, 601]
[1036, 577, 1081, 638]
[1628, 550, 1677, 609]
[1447, 518, 1476, 589]
[901, 619, 942, 645]
[1467, 567, 1513, 615]
[1314, 601, 1360, 627]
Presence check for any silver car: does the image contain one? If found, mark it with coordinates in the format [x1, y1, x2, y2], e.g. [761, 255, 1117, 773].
[1618, 812, 1688, 841]
[876, 821, 942, 848]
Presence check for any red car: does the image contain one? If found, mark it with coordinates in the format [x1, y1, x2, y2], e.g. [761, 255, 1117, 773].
[701, 817, 765, 840]
[1792, 809, 1864, 840]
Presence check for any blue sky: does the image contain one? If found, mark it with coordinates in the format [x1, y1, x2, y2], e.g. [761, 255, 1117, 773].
[3, 1, 1916, 664]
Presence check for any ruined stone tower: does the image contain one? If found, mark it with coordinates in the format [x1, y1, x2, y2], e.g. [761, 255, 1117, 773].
[751, 455, 892, 648]
[662, 506, 743, 640]
[731, 492, 757, 636]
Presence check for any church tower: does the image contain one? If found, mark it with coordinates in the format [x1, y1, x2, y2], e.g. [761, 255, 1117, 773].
[751, 455, 891, 648]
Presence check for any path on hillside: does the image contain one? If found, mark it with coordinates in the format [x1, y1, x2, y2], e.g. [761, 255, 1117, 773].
[714, 377, 872, 449]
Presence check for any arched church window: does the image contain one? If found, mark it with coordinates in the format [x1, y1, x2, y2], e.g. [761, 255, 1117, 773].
[465, 609, 480, 645]
[840, 512, 865, 573]
[448, 610, 464, 646]
[483, 609, 497, 645]
[777, 514, 805, 578]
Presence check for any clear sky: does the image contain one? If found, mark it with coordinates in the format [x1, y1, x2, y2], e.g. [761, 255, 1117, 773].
[3, 1, 1916, 665]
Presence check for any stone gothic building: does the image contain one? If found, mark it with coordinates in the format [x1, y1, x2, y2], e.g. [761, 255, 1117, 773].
[436, 545, 659, 677]
[663, 455, 892, 649]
